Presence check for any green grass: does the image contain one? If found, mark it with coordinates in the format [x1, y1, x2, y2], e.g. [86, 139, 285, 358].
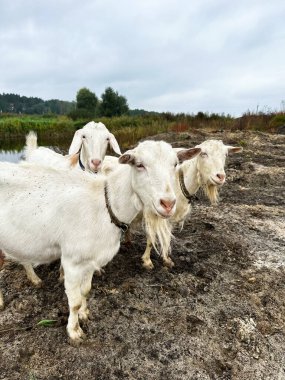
[0, 115, 74, 137]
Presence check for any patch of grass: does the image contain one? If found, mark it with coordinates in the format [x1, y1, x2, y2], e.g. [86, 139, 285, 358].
[0, 115, 75, 138]
[270, 113, 285, 128]
[28, 372, 37, 380]
[37, 319, 57, 327]
[238, 140, 248, 147]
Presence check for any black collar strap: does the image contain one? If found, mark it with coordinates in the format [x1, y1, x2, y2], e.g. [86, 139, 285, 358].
[178, 168, 198, 205]
[77, 146, 85, 171]
[104, 183, 129, 234]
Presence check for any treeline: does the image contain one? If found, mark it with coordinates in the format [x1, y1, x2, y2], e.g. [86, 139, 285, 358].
[0, 87, 132, 119]
[0, 93, 75, 115]
[0, 87, 163, 119]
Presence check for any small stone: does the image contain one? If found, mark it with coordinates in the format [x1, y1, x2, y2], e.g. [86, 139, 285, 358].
[252, 352, 260, 359]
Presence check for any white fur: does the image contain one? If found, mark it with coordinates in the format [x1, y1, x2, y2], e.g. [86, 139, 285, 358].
[25, 121, 121, 173]
[0, 140, 184, 342]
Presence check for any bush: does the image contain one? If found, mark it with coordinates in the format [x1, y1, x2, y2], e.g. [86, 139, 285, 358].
[68, 108, 95, 120]
[270, 113, 285, 128]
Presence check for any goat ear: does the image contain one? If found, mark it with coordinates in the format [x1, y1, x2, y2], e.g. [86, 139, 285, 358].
[227, 146, 243, 154]
[118, 152, 136, 165]
[68, 129, 83, 154]
[177, 147, 201, 163]
[109, 133, 122, 155]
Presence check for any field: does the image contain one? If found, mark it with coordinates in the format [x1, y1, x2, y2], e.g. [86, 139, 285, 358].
[1, 112, 284, 151]
[0, 128, 285, 379]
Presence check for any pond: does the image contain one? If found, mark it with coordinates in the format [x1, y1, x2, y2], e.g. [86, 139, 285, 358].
[0, 150, 23, 163]
[0, 135, 76, 163]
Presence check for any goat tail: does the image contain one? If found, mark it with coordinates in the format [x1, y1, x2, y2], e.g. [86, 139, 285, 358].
[24, 131, 38, 159]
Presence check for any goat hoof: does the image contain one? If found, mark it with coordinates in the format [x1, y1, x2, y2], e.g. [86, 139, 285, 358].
[163, 258, 175, 269]
[33, 279, 43, 288]
[68, 335, 85, 347]
[142, 260, 154, 270]
[67, 326, 86, 345]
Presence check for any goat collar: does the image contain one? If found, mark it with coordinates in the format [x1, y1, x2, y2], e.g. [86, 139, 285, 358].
[104, 183, 129, 234]
[77, 146, 85, 171]
[178, 168, 198, 205]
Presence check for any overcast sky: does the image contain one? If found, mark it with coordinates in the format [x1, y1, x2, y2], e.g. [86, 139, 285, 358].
[0, 0, 284, 116]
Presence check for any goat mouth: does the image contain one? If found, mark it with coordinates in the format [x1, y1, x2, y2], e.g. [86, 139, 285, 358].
[210, 177, 225, 186]
[152, 203, 173, 219]
[87, 168, 98, 174]
[88, 166, 99, 174]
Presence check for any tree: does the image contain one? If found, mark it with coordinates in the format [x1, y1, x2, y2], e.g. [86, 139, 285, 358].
[98, 87, 129, 117]
[68, 87, 98, 119]
[76, 87, 98, 112]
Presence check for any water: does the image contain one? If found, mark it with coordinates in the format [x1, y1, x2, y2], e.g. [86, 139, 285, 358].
[0, 150, 23, 163]
[0, 137, 70, 163]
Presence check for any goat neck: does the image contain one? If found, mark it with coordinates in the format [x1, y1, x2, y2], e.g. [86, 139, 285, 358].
[176, 156, 200, 203]
[106, 165, 141, 225]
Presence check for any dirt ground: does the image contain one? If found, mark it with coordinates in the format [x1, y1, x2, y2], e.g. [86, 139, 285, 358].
[0, 129, 284, 380]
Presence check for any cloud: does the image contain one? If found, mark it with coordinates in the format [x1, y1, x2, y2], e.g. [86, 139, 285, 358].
[0, 0, 284, 115]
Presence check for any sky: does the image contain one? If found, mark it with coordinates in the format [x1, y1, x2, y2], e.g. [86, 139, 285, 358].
[0, 0, 284, 116]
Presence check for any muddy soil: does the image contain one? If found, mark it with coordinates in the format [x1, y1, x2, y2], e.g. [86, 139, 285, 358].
[0, 129, 284, 380]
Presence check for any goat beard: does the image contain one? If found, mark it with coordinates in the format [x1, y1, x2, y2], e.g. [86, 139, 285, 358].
[197, 173, 219, 206]
[203, 183, 219, 205]
[143, 209, 173, 258]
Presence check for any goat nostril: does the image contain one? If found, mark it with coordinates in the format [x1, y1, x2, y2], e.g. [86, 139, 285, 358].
[217, 173, 225, 181]
[160, 199, 176, 211]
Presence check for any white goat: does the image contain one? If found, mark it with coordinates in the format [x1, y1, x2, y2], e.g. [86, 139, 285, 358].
[102, 140, 242, 269]
[0, 141, 199, 342]
[25, 121, 121, 173]
[17, 121, 121, 286]
[142, 140, 243, 269]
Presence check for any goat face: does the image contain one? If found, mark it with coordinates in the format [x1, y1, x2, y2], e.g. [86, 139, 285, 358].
[196, 140, 243, 186]
[119, 141, 201, 218]
[119, 141, 178, 218]
[69, 121, 121, 173]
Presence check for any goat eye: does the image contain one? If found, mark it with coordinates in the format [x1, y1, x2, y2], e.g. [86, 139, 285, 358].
[82, 135, 86, 139]
[200, 152, 208, 158]
[174, 162, 178, 168]
[136, 163, 145, 170]
[106, 137, 110, 141]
